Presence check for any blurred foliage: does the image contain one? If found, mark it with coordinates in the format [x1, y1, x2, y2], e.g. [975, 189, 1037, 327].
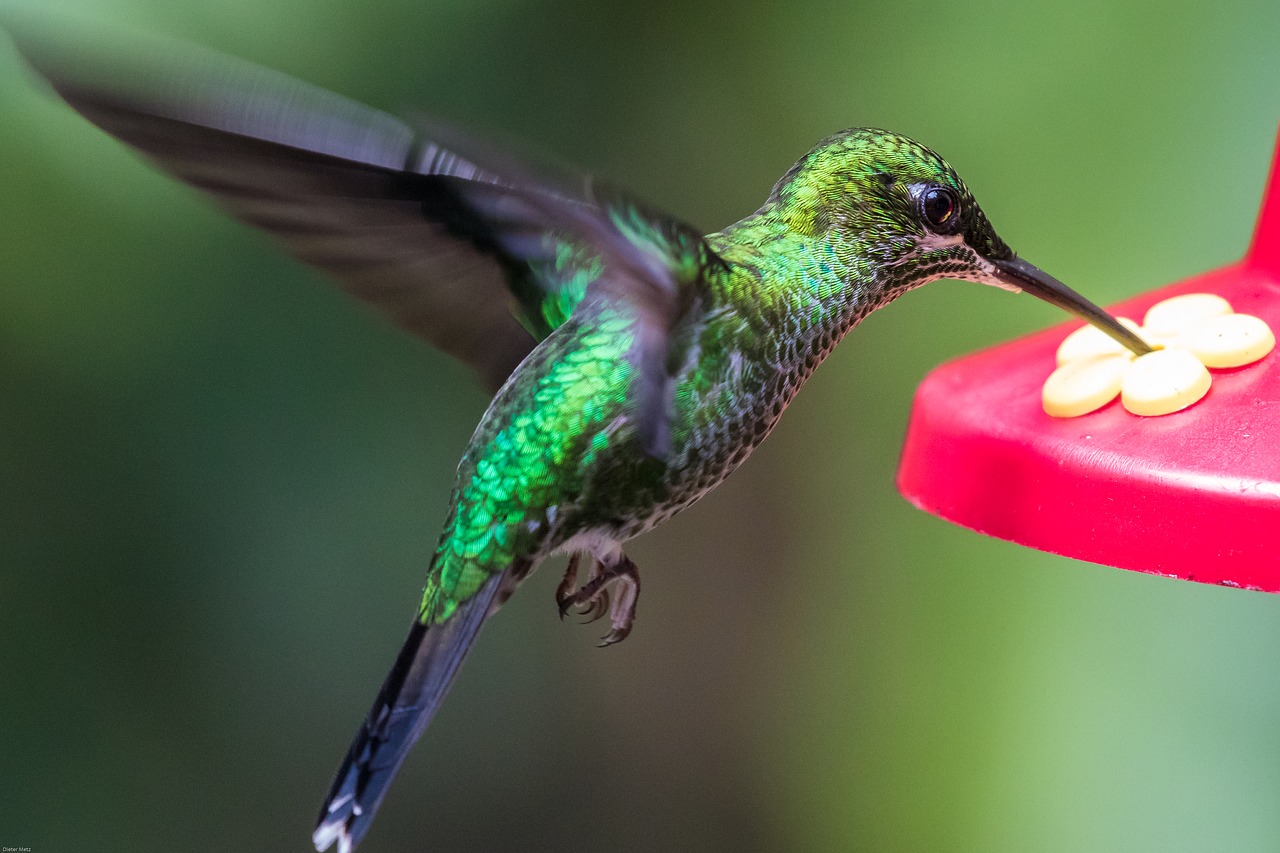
[3, 0, 1280, 851]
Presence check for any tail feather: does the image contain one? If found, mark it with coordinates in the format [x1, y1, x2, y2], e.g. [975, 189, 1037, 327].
[313, 572, 506, 853]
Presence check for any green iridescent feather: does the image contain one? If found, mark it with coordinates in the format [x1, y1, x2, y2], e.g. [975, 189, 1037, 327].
[10, 26, 1147, 852]
[418, 131, 1003, 625]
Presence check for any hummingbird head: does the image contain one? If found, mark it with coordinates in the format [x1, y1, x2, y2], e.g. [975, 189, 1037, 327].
[769, 128, 1151, 355]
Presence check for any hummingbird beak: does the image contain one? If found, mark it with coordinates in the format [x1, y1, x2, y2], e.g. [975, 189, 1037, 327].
[988, 256, 1153, 357]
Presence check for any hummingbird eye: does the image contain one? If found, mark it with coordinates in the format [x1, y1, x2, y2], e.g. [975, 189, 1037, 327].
[920, 187, 961, 233]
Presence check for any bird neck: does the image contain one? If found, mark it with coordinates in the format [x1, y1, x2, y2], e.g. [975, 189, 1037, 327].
[707, 202, 890, 344]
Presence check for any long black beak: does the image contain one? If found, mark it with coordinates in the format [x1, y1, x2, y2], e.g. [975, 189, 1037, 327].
[990, 256, 1153, 357]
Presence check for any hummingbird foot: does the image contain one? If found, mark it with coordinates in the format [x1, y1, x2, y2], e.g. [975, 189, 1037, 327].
[597, 556, 639, 647]
[555, 555, 611, 623]
[555, 554, 583, 621]
[578, 583, 611, 624]
[554, 552, 640, 646]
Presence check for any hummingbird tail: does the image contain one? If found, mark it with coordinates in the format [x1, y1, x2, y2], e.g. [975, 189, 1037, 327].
[312, 569, 511, 853]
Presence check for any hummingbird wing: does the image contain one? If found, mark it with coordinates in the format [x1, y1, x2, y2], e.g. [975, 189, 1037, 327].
[11, 25, 720, 405]
[482, 178, 718, 457]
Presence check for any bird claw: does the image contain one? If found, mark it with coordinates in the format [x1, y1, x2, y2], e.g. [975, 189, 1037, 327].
[553, 553, 640, 646]
[577, 590, 610, 623]
[555, 554, 582, 620]
[597, 622, 632, 647]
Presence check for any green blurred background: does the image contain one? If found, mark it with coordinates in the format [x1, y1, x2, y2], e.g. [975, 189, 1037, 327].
[4, 1, 1280, 851]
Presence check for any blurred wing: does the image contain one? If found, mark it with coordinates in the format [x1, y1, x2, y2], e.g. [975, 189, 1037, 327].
[10, 23, 725, 448]
[556, 195, 721, 458]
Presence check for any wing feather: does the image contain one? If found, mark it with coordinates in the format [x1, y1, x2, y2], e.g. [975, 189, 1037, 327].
[11, 21, 727, 448]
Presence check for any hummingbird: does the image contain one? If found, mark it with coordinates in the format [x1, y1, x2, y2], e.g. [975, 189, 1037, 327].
[11, 23, 1152, 853]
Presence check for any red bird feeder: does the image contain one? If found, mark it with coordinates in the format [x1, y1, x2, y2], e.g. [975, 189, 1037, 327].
[897, 130, 1280, 590]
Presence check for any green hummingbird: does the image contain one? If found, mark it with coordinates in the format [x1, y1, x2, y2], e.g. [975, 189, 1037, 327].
[11, 24, 1151, 853]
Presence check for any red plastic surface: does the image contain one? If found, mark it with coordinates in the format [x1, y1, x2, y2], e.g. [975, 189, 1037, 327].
[897, 130, 1280, 591]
